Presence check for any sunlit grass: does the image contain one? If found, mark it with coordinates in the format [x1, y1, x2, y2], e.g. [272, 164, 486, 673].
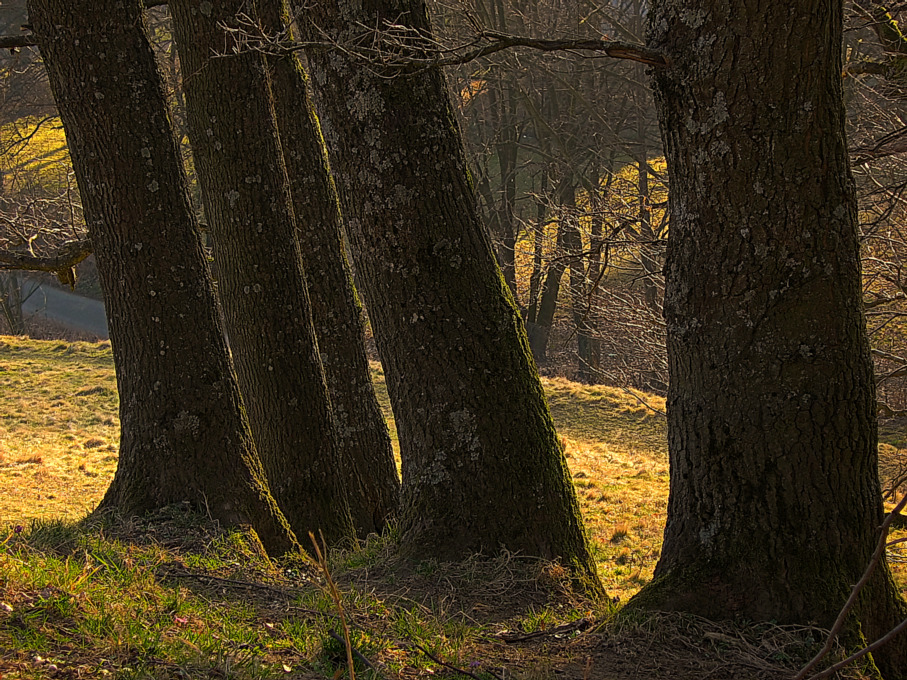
[0, 117, 72, 193]
[0, 337, 119, 523]
[1, 334, 904, 606]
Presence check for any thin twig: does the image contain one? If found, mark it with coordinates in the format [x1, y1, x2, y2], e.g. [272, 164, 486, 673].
[497, 617, 593, 642]
[159, 568, 295, 596]
[310, 532, 356, 680]
[411, 643, 503, 680]
[804, 616, 907, 680]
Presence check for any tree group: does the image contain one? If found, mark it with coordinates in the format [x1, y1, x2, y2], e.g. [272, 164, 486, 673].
[4, 0, 907, 675]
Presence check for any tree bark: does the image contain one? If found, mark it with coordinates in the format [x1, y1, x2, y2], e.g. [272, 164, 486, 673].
[630, 1, 907, 674]
[300, 0, 600, 587]
[168, 0, 355, 545]
[27, 0, 298, 556]
[255, 0, 400, 537]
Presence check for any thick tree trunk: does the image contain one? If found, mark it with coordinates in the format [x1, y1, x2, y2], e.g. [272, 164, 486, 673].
[27, 0, 297, 556]
[631, 1, 907, 674]
[168, 0, 355, 545]
[255, 0, 400, 537]
[300, 0, 599, 587]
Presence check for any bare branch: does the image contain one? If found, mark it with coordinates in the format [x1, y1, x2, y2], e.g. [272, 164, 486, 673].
[431, 32, 669, 68]
[0, 34, 35, 49]
[0, 239, 91, 275]
[0, 0, 169, 49]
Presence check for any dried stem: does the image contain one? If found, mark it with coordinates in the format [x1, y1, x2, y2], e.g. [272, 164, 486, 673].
[309, 531, 356, 680]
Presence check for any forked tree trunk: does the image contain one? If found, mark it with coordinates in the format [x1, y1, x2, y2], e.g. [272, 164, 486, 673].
[27, 0, 298, 555]
[168, 0, 355, 545]
[631, 1, 907, 675]
[255, 0, 400, 537]
[300, 0, 600, 587]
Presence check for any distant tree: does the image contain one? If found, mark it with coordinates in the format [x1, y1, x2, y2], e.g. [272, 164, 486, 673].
[630, 0, 907, 674]
[299, 0, 600, 588]
[167, 0, 355, 544]
[255, 0, 400, 537]
[27, 0, 298, 555]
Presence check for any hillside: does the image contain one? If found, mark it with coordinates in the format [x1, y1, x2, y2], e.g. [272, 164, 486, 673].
[1, 336, 906, 679]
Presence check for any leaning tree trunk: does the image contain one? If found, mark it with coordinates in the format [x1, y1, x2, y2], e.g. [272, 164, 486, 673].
[300, 0, 600, 587]
[168, 0, 355, 545]
[27, 0, 297, 556]
[631, 1, 907, 675]
[255, 0, 400, 537]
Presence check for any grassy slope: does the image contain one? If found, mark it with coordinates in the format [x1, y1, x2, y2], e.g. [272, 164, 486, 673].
[1, 336, 905, 679]
[2, 336, 905, 599]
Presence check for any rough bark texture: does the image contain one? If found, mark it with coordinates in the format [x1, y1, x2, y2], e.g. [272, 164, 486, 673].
[631, 1, 907, 674]
[27, 0, 298, 556]
[255, 0, 400, 537]
[300, 0, 599, 586]
[168, 0, 354, 545]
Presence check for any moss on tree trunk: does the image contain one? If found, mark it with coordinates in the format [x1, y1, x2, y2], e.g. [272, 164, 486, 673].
[299, 0, 600, 589]
[168, 0, 355, 545]
[630, 1, 907, 675]
[27, 0, 298, 556]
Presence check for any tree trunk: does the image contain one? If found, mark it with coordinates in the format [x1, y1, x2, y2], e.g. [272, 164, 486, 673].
[27, 0, 298, 556]
[631, 1, 907, 674]
[0, 272, 26, 335]
[168, 0, 355, 545]
[255, 0, 400, 537]
[526, 166, 548, 325]
[494, 89, 519, 301]
[577, 173, 602, 385]
[527, 178, 575, 365]
[300, 0, 600, 587]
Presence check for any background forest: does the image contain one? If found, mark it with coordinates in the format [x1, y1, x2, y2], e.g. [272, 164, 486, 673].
[5, 0, 907, 412]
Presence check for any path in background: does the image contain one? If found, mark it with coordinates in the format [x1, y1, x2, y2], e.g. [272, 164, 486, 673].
[21, 281, 109, 339]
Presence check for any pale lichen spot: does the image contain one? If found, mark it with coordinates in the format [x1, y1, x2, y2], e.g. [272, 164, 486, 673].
[679, 8, 706, 29]
[699, 519, 719, 547]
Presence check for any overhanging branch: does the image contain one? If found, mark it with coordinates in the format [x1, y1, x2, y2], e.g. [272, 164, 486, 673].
[0, 0, 170, 49]
[0, 239, 92, 275]
[0, 34, 34, 49]
[432, 31, 669, 68]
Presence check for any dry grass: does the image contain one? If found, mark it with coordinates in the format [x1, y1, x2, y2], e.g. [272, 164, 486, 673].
[2, 335, 906, 679]
[0, 336, 119, 524]
[1, 335, 905, 600]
